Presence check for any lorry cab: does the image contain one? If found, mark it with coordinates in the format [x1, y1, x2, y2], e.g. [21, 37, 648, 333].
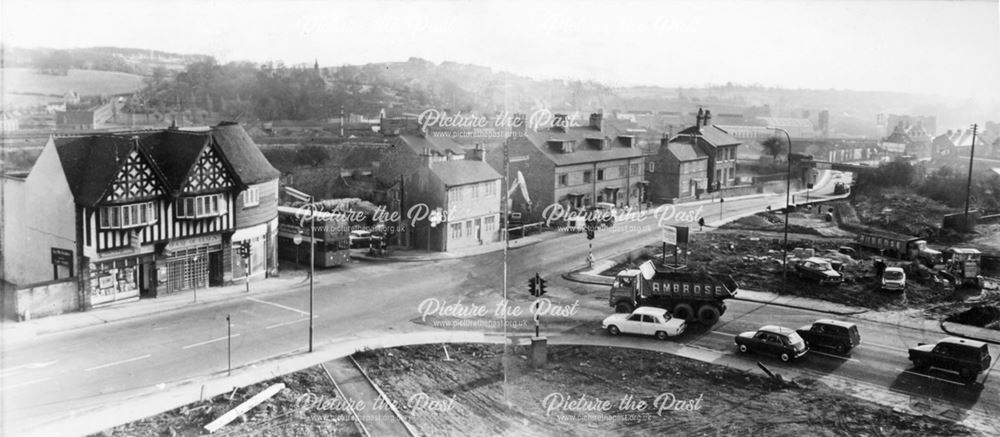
[610, 269, 641, 313]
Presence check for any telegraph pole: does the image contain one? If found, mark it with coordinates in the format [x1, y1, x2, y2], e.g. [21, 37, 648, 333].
[963, 124, 978, 232]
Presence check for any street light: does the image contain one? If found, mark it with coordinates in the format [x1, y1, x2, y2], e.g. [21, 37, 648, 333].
[770, 127, 793, 294]
[284, 186, 315, 353]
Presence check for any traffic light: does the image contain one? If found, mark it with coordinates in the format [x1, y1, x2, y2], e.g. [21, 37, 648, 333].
[585, 219, 596, 240]
[239, 240, 251, 259]
[528, 276, 537, 297]
[537, 276, 547, 297]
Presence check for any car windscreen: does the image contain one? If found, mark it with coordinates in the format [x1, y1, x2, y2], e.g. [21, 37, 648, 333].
[884, 271, 904, 280]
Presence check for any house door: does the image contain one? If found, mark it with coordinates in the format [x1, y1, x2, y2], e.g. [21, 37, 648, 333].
[209, 251, 223, 286]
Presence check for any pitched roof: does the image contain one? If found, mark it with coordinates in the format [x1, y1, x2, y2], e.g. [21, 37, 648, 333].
[523, 122, 646, 166]
[397, 134, 465, 156]
[53, 135, 168, 207]
[664, 140, 709, 162]
[675, 124, 742, 148]
[49, 123, 275, 207]
[431, 159, 501, 187]
[212, 122, 281, 184]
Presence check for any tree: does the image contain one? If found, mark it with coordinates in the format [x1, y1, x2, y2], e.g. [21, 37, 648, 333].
[761, 136, 787, 160]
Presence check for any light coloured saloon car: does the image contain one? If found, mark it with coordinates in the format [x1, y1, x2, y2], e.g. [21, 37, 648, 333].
[603, 306, 686, 340]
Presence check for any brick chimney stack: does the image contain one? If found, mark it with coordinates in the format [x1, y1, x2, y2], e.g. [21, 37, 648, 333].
[703, 109, 712, 126]
[695, 108, 704, 128]
[589, 111, 604, 132]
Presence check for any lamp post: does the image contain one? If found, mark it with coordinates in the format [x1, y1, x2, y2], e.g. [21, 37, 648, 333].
[770, 127, 793, 294]
[284, 186, 315, 353]
[963, 124, 978, 232]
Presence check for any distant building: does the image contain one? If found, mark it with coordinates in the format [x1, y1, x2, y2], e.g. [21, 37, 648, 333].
[756, 117, 816, 138]
[931, 128, 979, 157]
[0, 111, 18, 132]
[673, 109, 741, 192]
[646, 136, 709, 203]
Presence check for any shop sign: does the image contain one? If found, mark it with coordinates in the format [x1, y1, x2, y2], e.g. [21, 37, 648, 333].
[164, 235, 222, 252]
[51, 248, 73, 267]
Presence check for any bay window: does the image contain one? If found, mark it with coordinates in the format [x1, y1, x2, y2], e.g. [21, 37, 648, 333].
[176, 194, 227, 219]
[99, 202, 157, 229]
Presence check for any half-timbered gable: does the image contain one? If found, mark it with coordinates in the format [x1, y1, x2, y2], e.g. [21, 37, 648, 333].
[104, 148, 167, 204]
[181, 145, 236, 194]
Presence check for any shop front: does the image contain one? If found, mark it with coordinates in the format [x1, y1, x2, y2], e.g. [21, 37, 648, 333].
[84, 248, 156, 308]
[157, 234, 224, 295]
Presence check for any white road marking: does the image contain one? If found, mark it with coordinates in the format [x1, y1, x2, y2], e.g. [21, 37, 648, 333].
[864, 342, 908, 353]
[810, 350, 859, 362]
[266, 316, 318, 330]
[249, 297, 310, 316]
[85, 354, 152, 371]
[709, 330, 736, 337]
[182, 334, 241, 350]
[899, 369, 968, 386]
[1, 360, 59, 375]
[1, 377, 50, 391]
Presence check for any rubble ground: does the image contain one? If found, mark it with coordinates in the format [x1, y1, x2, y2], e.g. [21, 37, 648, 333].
[353, 343, 977, 437]
[91, 366, 361, 437]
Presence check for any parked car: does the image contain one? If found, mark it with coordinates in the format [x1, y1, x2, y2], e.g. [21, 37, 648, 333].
[795, 257, 843, 285]
[908, 337, 992, 382]
[796, 319, 861, 355]
[602, 306, 686, 340]
[586, 202, 616, 227]
[880, 266, 906, 292]
[735, 325, 809, 362]
[349, 230, 373, 248]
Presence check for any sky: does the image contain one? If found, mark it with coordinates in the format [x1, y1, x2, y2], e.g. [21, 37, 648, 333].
[2, 0, 999, 100]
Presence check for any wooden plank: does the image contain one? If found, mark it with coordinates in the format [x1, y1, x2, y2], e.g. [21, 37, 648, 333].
[204, 383, 286, 433]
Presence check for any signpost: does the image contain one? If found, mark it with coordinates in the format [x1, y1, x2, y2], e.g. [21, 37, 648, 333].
[661, 226, 689, 266]
[284, 186, 315, 353]
[50, 248, 74, 279]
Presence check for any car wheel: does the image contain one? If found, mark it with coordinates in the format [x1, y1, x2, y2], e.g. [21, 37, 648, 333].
[960, 368, 974, 381]
[655, 331, 668, 341]
[615, 303, 634, 314]
[780, 352, 791, 362]
[835, 343, 849, 355]
[738, 344, 749, 353]
[607, 325, 620, 336]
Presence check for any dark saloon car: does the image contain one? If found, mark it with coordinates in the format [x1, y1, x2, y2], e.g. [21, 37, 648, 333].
[796, 319, 861, 355]
[794, 257, 843, 285]
[735, 325, 809, 362]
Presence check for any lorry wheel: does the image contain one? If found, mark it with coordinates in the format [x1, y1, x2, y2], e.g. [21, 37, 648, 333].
[615, 303, 634, 314]
[673, 303, 694, 321]
[697, 305, 721, 325]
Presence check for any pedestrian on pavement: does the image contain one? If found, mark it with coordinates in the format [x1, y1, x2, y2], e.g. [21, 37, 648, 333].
[698, 217, 705, 231]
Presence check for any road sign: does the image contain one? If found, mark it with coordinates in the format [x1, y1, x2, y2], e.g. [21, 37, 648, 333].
[662, 226, 677, 245]
[292, 234, 303, 245]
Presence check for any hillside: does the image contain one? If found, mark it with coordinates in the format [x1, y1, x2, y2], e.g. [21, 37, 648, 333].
[2, 68, 145, 108]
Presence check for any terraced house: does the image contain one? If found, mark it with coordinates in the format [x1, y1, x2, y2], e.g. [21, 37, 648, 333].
[491, 112, 647, 223]
[1, 122, 279, 319]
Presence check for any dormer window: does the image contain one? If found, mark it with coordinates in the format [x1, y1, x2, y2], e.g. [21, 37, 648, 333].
[176, 194, 227, 219]
[100, 202, 157, 229]
[587, 138, 608, 150]
[550, 140, 574, 153]
[619, 136, 635, 148]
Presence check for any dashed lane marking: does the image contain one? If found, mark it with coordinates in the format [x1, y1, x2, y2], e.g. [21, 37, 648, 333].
[266, 316, 319, 330]
[249, 297, 310, 316]
[0, 377, 50, 391]
[899, 368, 968, 386]
[85, 354, 152, 371]
[182, 334, 241, 350]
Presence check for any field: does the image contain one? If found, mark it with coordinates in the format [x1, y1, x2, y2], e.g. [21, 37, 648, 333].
[2, 68, 145, 107]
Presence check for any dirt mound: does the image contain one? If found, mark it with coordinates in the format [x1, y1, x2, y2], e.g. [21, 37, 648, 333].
[946, 305, 1000, 329]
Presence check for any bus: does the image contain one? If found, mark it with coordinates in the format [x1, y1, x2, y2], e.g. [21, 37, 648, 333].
[277, 205, 351, 268]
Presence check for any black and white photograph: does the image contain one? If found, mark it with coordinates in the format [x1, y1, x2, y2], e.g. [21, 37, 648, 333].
[2, 0, 1000, 435]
